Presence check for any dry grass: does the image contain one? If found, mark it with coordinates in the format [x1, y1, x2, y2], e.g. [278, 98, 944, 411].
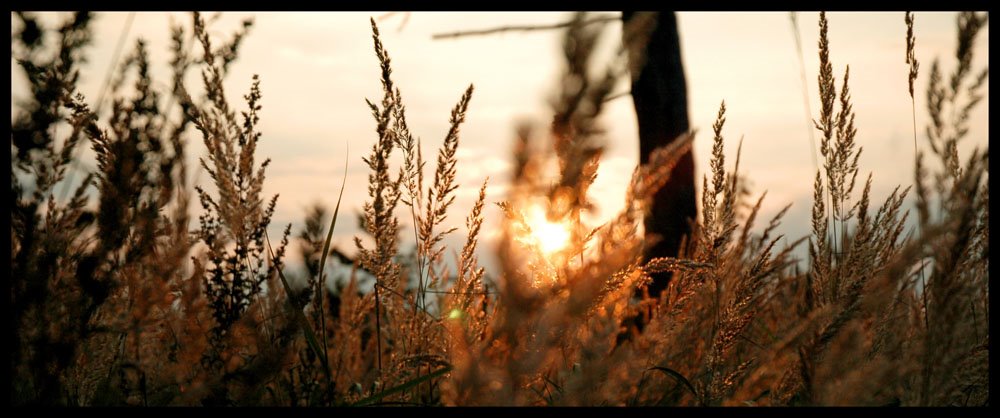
[10, 11, 988, 406]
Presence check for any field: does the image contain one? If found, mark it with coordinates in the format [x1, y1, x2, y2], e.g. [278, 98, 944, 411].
[10, 11, 989, 406]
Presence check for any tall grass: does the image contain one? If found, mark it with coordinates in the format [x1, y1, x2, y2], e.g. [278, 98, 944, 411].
[10, 11, 988, 406]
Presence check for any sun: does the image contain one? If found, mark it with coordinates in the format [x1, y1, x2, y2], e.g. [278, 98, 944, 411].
[525, 204, 571, 256]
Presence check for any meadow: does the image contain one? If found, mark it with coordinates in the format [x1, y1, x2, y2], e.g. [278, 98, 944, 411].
[9, 11, 989, 406]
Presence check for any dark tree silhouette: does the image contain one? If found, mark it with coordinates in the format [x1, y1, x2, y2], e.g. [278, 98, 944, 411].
[623, 11, 695, 299]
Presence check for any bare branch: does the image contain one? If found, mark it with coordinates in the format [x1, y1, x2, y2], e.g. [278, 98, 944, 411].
[432, 14, 621, 40]
[377, 11, 411, 32]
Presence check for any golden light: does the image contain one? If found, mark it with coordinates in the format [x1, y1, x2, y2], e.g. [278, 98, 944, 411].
[524, 204, 571, 256]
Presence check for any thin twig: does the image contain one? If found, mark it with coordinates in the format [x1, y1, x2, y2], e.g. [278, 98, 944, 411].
[603, 90, 631, 103]
[789, 12, 820, 173]
[59, 12, 135, 201]
[903, 11, 930, 333]
[373, 283, 438, 320]
[374, 271, 383, 376]
[432, 15, 620, 40]
[423, 289, 498, 296]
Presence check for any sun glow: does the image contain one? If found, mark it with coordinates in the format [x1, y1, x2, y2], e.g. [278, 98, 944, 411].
[525, 204, 572, 256]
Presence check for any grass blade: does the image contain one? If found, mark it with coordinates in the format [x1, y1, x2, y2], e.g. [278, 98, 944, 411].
[314, 144, 349, 392]
[648, 366, 703, 406]
[318, 143, 349, 305]
[351, 365, 453, 407]
[265, 230, 332, 381]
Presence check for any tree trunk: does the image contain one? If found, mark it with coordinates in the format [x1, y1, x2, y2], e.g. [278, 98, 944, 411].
[623, 12, 696, 300]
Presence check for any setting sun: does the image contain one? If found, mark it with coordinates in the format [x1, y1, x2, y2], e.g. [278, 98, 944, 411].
[525, 204, 571, 256]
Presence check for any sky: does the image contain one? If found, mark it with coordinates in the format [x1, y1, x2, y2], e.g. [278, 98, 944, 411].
[11, 12, 990, 278]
